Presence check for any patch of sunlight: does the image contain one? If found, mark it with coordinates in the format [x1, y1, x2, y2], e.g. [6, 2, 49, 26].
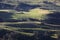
[12, 13, 29, 19]
[51, 34, 58, 38]
[18, 32, 34, 36]
[12, 8, 54, 20]
[27, 8, 53, 20]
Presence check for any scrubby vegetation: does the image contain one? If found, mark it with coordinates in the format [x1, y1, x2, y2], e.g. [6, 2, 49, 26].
[0, 0, 60, 40]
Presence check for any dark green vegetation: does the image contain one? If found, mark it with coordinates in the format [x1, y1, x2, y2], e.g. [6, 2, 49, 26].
[0, 0, 60, 40]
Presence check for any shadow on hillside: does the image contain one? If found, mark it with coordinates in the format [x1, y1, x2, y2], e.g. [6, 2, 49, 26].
[43, 1, 60, 7]
[0, 3, 40, 12]
[6, 23, 40, 28]
[0, 12, 13, 22]
[0, 12, 26, 22]
[0, 3, 15, 9]
[44, 12, 60, 25]
[15, 3, 40, 11]
[0, 29, 58, 40]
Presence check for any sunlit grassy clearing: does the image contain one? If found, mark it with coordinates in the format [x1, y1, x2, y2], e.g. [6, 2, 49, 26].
[12, 8, 53, 20]
[12, 13, 29, 20]
[28, 8, 53, 20]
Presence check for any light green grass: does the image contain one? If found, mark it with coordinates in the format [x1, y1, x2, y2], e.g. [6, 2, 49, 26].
[12, 8, 53, 20]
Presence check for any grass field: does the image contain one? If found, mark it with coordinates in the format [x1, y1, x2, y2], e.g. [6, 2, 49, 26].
[12, 8, 53, 20]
